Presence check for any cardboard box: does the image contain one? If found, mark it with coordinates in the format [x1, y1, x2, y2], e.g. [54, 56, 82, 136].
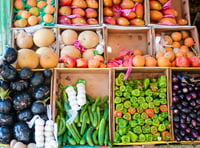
[58, 25, 105, 59]
[105, 26, 152, 61]
[111, 67, 173, 144]
[152, 26, 200, 55]
[51, 68, 112, 140]
[147, 0, 191, 26]
[10, 0, 58, 28]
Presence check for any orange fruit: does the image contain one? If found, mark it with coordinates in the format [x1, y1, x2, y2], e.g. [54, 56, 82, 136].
[164, 51, 176, 62]
[186, 51, 195, 59]
[157, 56, 171, 67]
[46, 0, 53, 4]
[18, 10, 31, 19]
[29, 7, 39, 16]
[172, 42, 181, 48]
[44, 5, 55, 14]
[175, 51, 185, 57]
[164, 47, 173, 52]
[184, 37, 195, 47]
[133, 49, 142, 56]
[14, 0, 24, 10]
[43, 14, 54, 24]
[132, 55, 145, 67]
[28, 16, 38, 26]
[26, 0, 37, 7]
[164, 35, 173, 45]
[145, 57, 157, 67]
[156, 52, 165, 59]
[171, 61, 176, 67]
[144, 54, 151, 59]
[37, 1, 47, 9]
[179, 45, 189, 53]
[171, 32, 182, 42]
[181, 31, 189, 39]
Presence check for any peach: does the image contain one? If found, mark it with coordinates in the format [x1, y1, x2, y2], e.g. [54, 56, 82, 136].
[130, 18, 145, 25]
[72, 8, 85, 17]
[14, 0, 24, 10]
[85, 8, 97, 18]
[104, 7, 114, 17]
[87, 18, 98, 25]
[59, 6, 72, 16]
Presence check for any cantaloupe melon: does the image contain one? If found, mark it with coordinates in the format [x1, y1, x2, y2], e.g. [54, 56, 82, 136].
[16, 32, 33, 49]
[61, 45, 81, 58]
[33, 29, 55, 47]
[61, 30, 78, 45]
[36, 47, 52, 56]
[17, 49, 39, 69]
[40, 51, 58, 68]
[82, 48, 95, 61]
[78, 31, 99, 48]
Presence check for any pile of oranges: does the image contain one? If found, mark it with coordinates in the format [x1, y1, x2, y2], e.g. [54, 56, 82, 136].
[13, 0, 55, 27]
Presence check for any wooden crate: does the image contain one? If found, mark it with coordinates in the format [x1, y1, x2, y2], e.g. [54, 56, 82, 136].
[105, 26, 152, 61]
[147, 0, 191, 26]
[10, 0, 58, 28]
[57, 25, 105, 59]
[111, 67, 173, 145]
[152, 26, 200, 55]
[51, 68, 112, 139]
[169, 68, 200, 144]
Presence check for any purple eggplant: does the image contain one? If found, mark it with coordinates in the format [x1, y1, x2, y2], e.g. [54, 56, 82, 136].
[180, 113, 187, 120]
[173, 109, 179, 115]
[3, 47, 18, 64]
[30, 72, 44, 87]
[0, 113, 13, 126]
[190, 137, 195, 141]
[174, 122, 180, 129]
[173, 115, 180, 122]
[196, 99, 200, 105]
[43, 69, 52, 78]
[197, 116, 200, 122]
[177, 104, 182, 110]
[188, 86, 193, 92]
[190, 92, 197, 99]
[190, 100, 196, 107]
[0, 80, 10, 91]
[172, 96, 179, 103]
[180, 118, 185, 124]
[184, 135, 190, 141]
[0, 98, 12, 114]
[175, 134, 182, 141]
[186, 116, 192, 123]
[13, 93, 31, 111]
[191, 120, 197, 127]
[14, 122, 31, 143]
[177, 90, 182, 94]
[180, 123, 186, 129]
[173, 84, 179, 91]
[32, 85, 50, 100]
[180, 82, 187, 87]
[0, 126, 12, 144]
[181, 108, 190, 114]
[0, 63, 18, 81]
[172, 92, 177, 97]
[179, 94, 184, 100]
[185, 128, 191, 133]
[197, 110, 200, 116]
[172, 76, 179, 84]
[197, 136, 200, 141]
[181, 100, 188, 107]
[191, 130, 198, 138]
[189, 113, 197, 119]
[10, 80, 29, 92]
[19, 68, 33, 80]
[180, 130, 186, 137]
[195, 105, 200, 110]
[31, 101, 46, 115]
[174, 128, 179, 134]
[182, 87, 189, 94]
[17, 109, 33, 122]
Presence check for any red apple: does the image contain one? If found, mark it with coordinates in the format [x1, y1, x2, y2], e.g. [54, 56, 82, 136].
[59, 6, 72, 15]
[93, 55, 104, 62]
[58, 16, 71, 24]
[104, 17, 116, 25]
[59, 0, 72, 6]
[76, 58, 88, 68]
[88, 58, 100, 68]
[106, 62, 118, 68]
[62, 55, 76, 68]
[191, 56, 200, 67]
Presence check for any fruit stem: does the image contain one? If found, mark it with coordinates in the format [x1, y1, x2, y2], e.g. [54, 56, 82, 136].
[0, 87, 9, 100]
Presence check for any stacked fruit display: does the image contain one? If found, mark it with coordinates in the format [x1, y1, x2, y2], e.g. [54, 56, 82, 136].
[114, 73, 171, 143]
[58, 0, 99, 25]
[59, 29, 106, 68]
[14, 28, 58, 69]
[0, 47, 53, 145]
[103, 0, 144, 26]
[172, 73, 200, 141]
[56, 82, 111, 146]
[13, 0, 56, 27]
[150, 0, 188, 25]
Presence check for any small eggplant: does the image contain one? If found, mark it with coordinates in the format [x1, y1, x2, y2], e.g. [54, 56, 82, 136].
[176, 104, 182, 110]
[0, 63, 17, 81]
[186, 116, 192, 123]
[172, 91, 176, 97]
[188, 86, 193, 92]
[190, 92, 197, 99]
[180, 123, 186, 129]
[189, 113, 197, 119]
[180, 82, 187, 87]
[19, 68, 33, 80]
[0, 98, 12, 114]
[180, 130, 186, 137]
[172, 96, 179, 103]
[3, 47, 18, 64]
[191, 130, 198, 138]
[177, 90, 182, 94]
[31, 101, 46, 115]
[43, 69, 52, 78]
[185, 128, 191, 133]
[173, 115, 180, 122]
[175, 134, 182, 141]
[13, 93, 31, 111]
[173, 84, 179, 91]
[178, 94, 184, 100]
[185, 94, 192, 101]
[180, 118, 185, 124]
[0, 113, 13, 126]
[14, 122, 31, 143]
[196, 99, 200, 105]
[184, 135, 190, 141]
[174, 128, 179, 134]
[181, 100, 188, 107]
[191, 120, 197, 127]
[181, 108, 190, 114]
[172, 76, 179, 84]
[190, 100, 196, 107]
[10, 80, 29, 92]
[0, 126, 12, 144]
[0, 80, 9, 91]
[30, 72, 44, 87]
[32, 85, 50, 100]
[197, 116, 200, 123]
[174, 122, 180, 129]
[182, 87, 188, 94]
[180, 113, 187, 120]
[173, 109, 179, 115]
[17, 109, 33, 122]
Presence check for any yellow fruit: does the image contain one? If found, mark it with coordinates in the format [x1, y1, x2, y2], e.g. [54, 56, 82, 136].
[61, 45, 81, 58]
[28, 16, 38, 26]
[36, 47, 52, 56]
[29, 7, 39, 16]
[61, 29, 78, 45]
[16, 32, 33, 49]
[40, 51, 58, 68]
[43, 14, 54, 24]
[44, 5, 55, 14]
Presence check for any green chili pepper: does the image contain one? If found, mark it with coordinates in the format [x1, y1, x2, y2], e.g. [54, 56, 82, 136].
[143, 78, 150, 90]
[114, 131, 120, 143]
[131, 89, 141, 97]
[115, 78, 124, 86]
[160, 98, 167, 105]
[145, 96, 153, 103]
[141, 112, 149, 119]
[145, 118, 152, 125]
[164, 120, 170, 129]
[56, 100, 65, 112]
[141, 103, 148, 110]
[115, 90, 123, 97]
[137, 96, 145, 104]
[142, 125, 151, 134]
[119, 127, 128, 136]
[139, 134, 145, 142]
[124, 101, 131, 108]
[129, 120, 138, 127]
[133, 112, 140, 120]
[158, 124, 166, 132]
[116, 103, 123, 111]
[121, 135, 130, 143]
[149, 102, 155, 109]
[153, 99, 160, 106]
[145, 134, 153, 142]
[145, 89, 153, 96]
[133, 126, 142, 134]
[114, 97, 122, 104]
[127, 131, 138, 142]
[152, 119, 160, 127]
[57, 117, 66, 136]
[154, 107, 160, 114]
[123, 92, 131, 98]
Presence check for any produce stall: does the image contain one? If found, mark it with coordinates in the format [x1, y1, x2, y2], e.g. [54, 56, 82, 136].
[0, 0, 200, 148]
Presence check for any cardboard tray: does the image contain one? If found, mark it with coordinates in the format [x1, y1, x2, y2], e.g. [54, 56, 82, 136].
[10, 0, 58, 28]
[110, 67, 174, 145]
[147, 0, 191, 26]
[101, 0, 148, 26]
[152, 25, 200, 55]
[105, 26, 152, 61]
[57, 25, 105, 59]
[51, 68, 112, 140]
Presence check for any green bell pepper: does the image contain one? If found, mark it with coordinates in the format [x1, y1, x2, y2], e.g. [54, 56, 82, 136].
[142, 125, 151, 134]
[135, 80, 143, 90]
[145, 89, 153, 96]
[116, 103, 124, 111]
[121, 135, 130, 143]
[114, 97, 122, 104]
[145, 96, 153, 103]
[139, 134, 146, 142]
[133, 113, 140, 120]
[145, 118, 152, 125]
[131, 89, 141, 97]
[160, 98, 167, 105]
[141, 112, 149, 119]
[123, 92, 131, 99]
[158, 75, 167, 88]
[115, 90, 123, 97]
[137, 119, 145, 126]
[151, 126, 158, 134]
[122, 108, 128, 114]
[115, 117, 122, 124]
[115, 86, 119, 91]
[140, 91, 145, 97]
[160, 88, 167, 93]
[152, 92, 159, 97]
[143, 78, 150, 90]
[119, 127, 128, 136]
[114, 131, 120, 143]
[122, 97, 128, 102]
[158, 124, 166, 132]
[127, 131, 138, 142]
[125, 85, 132, 93]
[154, 107, 160, 114]
[123, 112, 132, 121]
[118, 118, 128, 128]
[132, 102, 139, 108]
[150, 83, 158, 92]
[120, 85, 126, 92]
[115, 78, 124, 86]
[129, 120, 138, 127]
[159, 93, 167, 99]
[141, 103, 148, 110]
[148, 102, 155, 109]
[145, 134, 153, 142]
[164, 120, 170, 129]
[151, 78, 157, 83]
[118, 73, 125, 80]
[158, 114, 165, 122]
[128, 107, 136, 114]
[152, 114, 158, 120]
[124, 101, 131, 108]
[133, 126, 142, 134]
[130, 97, 137, 103]
[153, 132, 161, 141]
[160, 112, 168, 118]
[152, 119, 160, 127]
[137, 96, 145, 104]
[153, 99, 160, 106]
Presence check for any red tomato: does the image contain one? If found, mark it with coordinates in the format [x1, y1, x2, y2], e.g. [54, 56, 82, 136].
[175, 56, 191, 67]
[191, 56, 200, 67]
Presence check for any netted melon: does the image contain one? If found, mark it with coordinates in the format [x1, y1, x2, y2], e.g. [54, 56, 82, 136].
[78, 31, 99, 48]
[16, 32, 33, 49]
